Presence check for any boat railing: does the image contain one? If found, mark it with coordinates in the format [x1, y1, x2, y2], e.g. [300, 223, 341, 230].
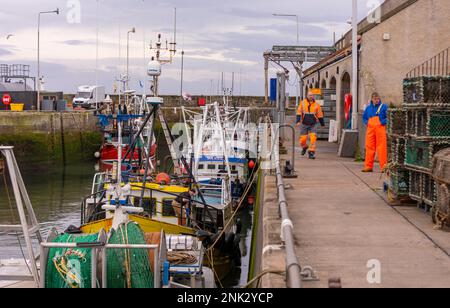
[39, 241, 161, 288]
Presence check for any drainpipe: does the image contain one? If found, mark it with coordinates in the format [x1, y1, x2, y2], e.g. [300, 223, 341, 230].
[351, 0, 359, 131]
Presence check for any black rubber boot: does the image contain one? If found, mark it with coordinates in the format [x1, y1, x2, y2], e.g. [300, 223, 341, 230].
[308, 151, 316, 160]
[301, 147, 308, 156]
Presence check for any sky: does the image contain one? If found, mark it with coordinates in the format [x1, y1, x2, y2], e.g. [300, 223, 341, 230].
[0, 0, 382, 96]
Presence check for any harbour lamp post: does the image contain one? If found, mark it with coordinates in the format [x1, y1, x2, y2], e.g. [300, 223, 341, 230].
[273, 13, 300, 106]
[37, 8, 59, 111]
[127, 27, 136, 90]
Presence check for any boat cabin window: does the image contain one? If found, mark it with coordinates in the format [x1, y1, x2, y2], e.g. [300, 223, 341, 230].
[231, 171, 239, 175]
[162, 199, 176, 217]
[231, 165, 236, 171]
[198, 164, 204, 170]
[133, 197, 157, 216]
[207, 164, 216, 170]
[218, 165, 226, 170]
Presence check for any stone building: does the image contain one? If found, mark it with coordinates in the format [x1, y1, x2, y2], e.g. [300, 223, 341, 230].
[302, 0, 450, 144]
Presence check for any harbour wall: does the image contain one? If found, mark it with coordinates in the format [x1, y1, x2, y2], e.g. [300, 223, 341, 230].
[63, 94, 272, 108]
[0, 111, 102, 165]
[0, 107, 276, 166]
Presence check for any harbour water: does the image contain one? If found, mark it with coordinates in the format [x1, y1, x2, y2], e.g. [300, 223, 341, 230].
[0, 162, 95, 259]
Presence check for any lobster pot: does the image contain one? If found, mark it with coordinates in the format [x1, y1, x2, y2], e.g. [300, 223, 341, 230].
[423, 173, 438, 206]
[436, 184, 450, 216]
[406, 108, 450, 138]
[428, 109, 450, 137]
[390, 168, 410, 196]
[403, 76, 450, 106]
[389, 136, 406, 166]
[388, 108, 407, 136]
[409, 170, 423, 201]
[433, 148, 450, 185]
[406, 139, 450, 172]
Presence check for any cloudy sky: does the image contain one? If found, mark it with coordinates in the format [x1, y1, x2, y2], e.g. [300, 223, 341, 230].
[0, 0, 380, 95]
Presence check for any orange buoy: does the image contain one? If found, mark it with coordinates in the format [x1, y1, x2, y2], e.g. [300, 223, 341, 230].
[156, 172, 171, 185]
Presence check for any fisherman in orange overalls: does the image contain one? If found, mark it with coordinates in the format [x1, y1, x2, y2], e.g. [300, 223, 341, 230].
[362, 92, 388, 172]
[296, 91, 325, 160]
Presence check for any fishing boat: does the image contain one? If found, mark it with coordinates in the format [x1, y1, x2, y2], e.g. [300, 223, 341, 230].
[95, 91, 157, 172]
[77, 31, 249, 283]
[181, 99, 260, 207]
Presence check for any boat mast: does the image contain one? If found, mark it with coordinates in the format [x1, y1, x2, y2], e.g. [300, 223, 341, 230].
[214, 102, 232, 180]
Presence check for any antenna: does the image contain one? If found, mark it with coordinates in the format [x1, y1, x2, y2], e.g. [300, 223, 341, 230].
[173, 7, 177, 52]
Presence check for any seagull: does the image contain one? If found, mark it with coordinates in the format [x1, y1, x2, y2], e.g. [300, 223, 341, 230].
[6, 34, 14, 40]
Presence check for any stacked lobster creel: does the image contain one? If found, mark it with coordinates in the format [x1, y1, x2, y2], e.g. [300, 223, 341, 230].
[431, 148, 450, 228]
[387, 107, 408, 202]
[388, 76, 450, 225]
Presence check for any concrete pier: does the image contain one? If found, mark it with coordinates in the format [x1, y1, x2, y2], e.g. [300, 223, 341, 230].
[261, 135, 450, 288]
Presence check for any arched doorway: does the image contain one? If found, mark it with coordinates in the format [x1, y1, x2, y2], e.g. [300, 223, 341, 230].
[329, 76, 337, 90]
[340, 72, 351, 131]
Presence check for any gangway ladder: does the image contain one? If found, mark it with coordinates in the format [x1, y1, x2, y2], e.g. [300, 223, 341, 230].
[0, 146, 41, 286]
[157, 108, 182, 175]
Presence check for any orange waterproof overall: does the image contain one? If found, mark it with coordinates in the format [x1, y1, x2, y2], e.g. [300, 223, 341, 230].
[365, 105, 388, 170]
[297, 99, 324, 153]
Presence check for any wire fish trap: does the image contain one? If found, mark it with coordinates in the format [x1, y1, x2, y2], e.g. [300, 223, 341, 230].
[389, 136, 406, 166]
[406, 107, 450, 138]
[409, 170, 424, 202]
[389, 168, 410, 197]
[423, 173, 438, 206]
[387, 108, 407, 136]
[432, 184, 450, 227]
[403, 76, 450, 107]
[405, 139, 450, 172]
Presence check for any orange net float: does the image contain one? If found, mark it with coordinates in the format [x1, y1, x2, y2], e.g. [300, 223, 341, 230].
[155, 173, 171, 185]
[248, 160, 255, 169]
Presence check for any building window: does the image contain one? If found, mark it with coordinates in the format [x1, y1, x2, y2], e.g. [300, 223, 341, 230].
[326, 71, 329, 78]
[337, 67, 340, 75]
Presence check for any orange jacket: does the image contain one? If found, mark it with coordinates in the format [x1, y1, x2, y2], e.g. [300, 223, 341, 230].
[296, 99, 325, 126]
